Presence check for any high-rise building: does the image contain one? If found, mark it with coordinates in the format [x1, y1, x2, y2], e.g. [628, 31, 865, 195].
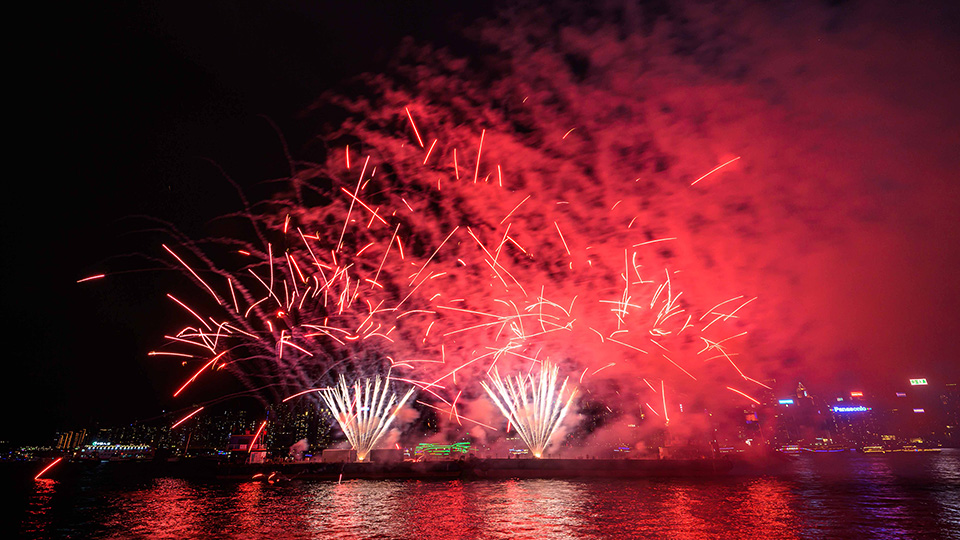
[55, 429, 87, 450]
[265, 401, 333, 456]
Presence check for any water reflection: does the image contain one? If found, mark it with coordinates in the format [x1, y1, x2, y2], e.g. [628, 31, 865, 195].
[932, 451, 960, 534]
[395, 480, 487, 539]
[14, 451, 960, 539]
[791, 451, 960, 540]
[745, 479, 800, 538]
[21, 479, 56, 537]
[310, 480, 408, 538]
[127, 479, 202, 537]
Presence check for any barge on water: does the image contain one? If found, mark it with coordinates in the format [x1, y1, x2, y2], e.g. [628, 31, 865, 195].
[214, 457, 734, 482]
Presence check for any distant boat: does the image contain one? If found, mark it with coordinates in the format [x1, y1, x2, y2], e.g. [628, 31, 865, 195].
[213, 457, 734, 481]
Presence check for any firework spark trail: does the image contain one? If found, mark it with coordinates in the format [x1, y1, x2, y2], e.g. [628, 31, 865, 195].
[34, 458, 63, 480]
[171, 407, 205, 429]
[690, 156, 741, 186]
[726, 386, 761, 405]
[152, 176, 756, 413]
[249, 420, 268, 453]
[319, 374, 415, 461]
[138, 54, 766, 436]
[481, 361, 578, 458]
[158, 179, 756, 416]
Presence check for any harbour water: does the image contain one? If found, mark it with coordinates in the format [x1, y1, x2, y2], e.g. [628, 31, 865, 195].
[12, 450, 960, 539]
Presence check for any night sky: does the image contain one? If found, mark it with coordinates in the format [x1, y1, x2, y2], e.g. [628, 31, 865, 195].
[10, 1, 959, 444]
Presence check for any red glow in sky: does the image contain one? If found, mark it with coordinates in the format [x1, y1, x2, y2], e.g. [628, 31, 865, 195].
[11, 0, 958, 442]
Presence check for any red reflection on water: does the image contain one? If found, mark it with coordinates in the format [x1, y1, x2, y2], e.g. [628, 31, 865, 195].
[328, 481, 366, 539]
[236, 480, 268, 534]
[641, 479, 802, 539]
[662, 483, 713, 535]
[399, 480, 481, 539]
[744, 479, 801, 540]
[21, 479, 57, 537]
[17, 453, 959, 538]
[308, 478, 805, 539]
[123, 479, 203, 537]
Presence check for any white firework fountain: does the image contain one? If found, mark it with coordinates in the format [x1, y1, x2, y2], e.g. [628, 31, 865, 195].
[319, 374, 414, 461]
[481, 361, 578, 458]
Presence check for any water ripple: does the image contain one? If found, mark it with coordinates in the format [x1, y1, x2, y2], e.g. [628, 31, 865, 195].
[13, 450, 960, 539]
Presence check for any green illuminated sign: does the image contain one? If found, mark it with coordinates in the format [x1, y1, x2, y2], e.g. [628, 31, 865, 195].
[413, 442, 471, 456]
[909, 379, 928, 386]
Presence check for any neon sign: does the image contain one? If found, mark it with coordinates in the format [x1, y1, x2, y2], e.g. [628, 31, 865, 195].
[833, 406, 870, 413]
[414, 442, 471, 456]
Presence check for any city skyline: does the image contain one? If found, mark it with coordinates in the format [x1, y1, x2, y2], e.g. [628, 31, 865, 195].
[14, 376, 957, 456]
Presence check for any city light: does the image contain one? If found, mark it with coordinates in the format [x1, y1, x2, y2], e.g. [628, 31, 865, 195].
[778, 399, 795, 405]
[850, 391, 863, 397]
[913, 409, 925, 413]
[909, 379, 928, 386]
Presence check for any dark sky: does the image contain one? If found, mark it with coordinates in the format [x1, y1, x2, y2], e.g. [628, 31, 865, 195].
[9, 1, 959, 444]
[11, 1, 497, 443]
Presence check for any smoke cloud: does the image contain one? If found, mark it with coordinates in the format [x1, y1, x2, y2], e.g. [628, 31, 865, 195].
[158, 1, 959, 446]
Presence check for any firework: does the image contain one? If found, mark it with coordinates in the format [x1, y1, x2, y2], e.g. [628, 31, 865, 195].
[319, 374, 414, 461]
[481, 361, 578, 458]
[132, 102, 766, 444]
[110, 52, 769, 442]
[135, 100, 765, 439]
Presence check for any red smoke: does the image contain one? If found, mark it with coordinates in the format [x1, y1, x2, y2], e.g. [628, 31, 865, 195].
[157, 1, 960, 442]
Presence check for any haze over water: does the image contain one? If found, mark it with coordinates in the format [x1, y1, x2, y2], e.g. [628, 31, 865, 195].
[16, 451, 960, 539]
